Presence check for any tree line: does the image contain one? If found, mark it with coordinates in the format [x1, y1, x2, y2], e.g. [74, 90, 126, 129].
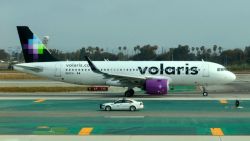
[1, 45, 250, 70]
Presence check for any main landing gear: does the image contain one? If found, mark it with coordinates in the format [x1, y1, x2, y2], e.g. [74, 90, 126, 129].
[124, 89, 134, 97]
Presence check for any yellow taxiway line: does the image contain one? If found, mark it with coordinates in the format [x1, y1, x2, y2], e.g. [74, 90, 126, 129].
[210, 128, 224, 136]
[220, 99, 228, 104]
[34, 99, 45, 103]
[78, 127, 93, 135]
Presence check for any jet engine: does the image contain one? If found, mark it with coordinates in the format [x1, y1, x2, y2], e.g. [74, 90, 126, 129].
[144, 79, 169, 95]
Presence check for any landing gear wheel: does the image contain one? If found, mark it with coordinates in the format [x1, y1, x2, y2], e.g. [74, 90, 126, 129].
[203, 92, 208, 96]
[124, 89, 134, 97]
[201, 86, 208, 96]
[130, 106, 136, 111]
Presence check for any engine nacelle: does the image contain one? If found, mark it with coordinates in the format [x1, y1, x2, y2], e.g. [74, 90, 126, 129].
[144, 79, 169, 95]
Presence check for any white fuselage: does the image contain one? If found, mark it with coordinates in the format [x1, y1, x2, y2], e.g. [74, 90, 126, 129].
[14, 61, 236, 88]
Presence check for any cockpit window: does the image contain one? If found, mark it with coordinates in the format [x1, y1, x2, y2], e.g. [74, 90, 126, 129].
[217, 68, 227, 71]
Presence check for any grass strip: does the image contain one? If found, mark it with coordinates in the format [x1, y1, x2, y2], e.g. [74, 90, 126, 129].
[0, 86, 88, 92]
[0, 72, 44, 80]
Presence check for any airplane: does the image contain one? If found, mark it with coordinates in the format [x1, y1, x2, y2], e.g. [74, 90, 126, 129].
[14, 26, 236, 97]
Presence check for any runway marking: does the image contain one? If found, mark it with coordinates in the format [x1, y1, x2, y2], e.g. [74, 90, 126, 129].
[50, 127, 68, 134]
[220, 99, 228, 104]
[105, 116, 145, 118]
[34, 99, 45, 103]
[37, 126, 49, 129]
[210, 128, 224, 136]
[78, 127, 93, 135]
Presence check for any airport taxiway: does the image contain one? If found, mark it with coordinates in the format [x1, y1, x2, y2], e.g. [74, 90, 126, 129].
[0, 73, 250, 140]
[0, 93, 250, 136]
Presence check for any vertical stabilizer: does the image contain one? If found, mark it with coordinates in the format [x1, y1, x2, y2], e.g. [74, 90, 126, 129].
[17, 26, 58, 62]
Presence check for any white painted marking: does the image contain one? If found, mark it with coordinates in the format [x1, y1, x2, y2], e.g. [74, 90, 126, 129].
[105, 116, 145, 118]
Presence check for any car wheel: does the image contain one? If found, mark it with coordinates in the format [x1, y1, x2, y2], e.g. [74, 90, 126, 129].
[130, 106, 136, 111]
[105, 106, 111, 111]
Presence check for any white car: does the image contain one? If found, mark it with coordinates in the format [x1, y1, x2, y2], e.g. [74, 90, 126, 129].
[100, 98, 144, 111]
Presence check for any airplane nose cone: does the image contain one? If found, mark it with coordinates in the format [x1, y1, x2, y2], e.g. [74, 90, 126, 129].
[231, 72, 236, 81]
[228, 72, 236, 82]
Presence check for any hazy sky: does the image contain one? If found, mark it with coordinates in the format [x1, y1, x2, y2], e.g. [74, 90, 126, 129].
[1, 0, 250, 53]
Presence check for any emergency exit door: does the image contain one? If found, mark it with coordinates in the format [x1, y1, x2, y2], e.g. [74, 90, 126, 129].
[55, 64, 61, 77]
[202, 63, 209, 77]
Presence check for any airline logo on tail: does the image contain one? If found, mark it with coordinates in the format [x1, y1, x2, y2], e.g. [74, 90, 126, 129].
[24, 35, 46, 61]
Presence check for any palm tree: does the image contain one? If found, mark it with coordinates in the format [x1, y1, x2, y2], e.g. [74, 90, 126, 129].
[218, 46, 223, 54]
[200, 46, 205, 53]
[134, 45, 140, 54]
[123, 46, 127, 59]
[118, 46, 122, 52]
[123, 46, 127, 52]
[207, 48, 212, 55]
[100, 48, 104, 53]
[196, 47, 199, 54]
[191, 47, 195, 54]
[95, 46, 100, 53]
[213, 45, 217, 55]
[87, 46, 93, 54]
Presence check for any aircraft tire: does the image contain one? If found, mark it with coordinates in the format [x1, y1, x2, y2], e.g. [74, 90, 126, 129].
[203, 92, 208, 96]
[125, 89, 134, 97]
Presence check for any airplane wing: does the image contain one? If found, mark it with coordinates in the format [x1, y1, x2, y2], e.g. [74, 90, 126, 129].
[85, 57, 146, 87]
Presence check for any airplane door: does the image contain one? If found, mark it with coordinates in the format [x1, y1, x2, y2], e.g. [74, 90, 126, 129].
[55, 64, 61, 77]
[202, 63, 209, 77]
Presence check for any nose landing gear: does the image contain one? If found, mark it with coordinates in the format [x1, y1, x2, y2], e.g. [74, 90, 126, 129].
[203, 91, 208, 96]
[200, 86, 208, 96]
[202, 86, 208, 96]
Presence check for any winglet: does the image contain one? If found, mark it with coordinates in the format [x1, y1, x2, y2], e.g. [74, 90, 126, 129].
[85, 56, 102, 74]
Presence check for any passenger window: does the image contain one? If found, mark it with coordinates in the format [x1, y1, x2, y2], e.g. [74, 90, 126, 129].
[115, 100, 122, 104]
[125, 100, 132, 103]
